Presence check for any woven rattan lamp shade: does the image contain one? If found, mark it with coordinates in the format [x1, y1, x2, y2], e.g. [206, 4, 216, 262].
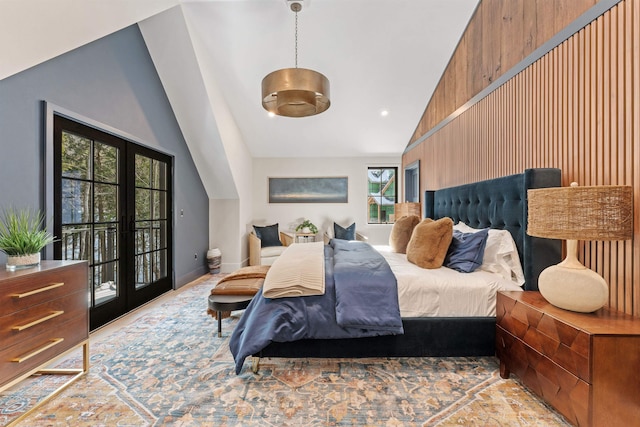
[527, 184, 633, 241]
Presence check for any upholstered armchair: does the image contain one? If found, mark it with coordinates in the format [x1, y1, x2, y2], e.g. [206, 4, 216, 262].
[323, 222, 368, 244]
[248, 225, 290, 266]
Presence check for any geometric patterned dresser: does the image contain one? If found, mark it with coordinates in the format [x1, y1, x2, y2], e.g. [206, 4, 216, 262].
[496, 291, 640, 426]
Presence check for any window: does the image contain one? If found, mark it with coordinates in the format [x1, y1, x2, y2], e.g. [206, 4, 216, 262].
[367, 167, 397, 224]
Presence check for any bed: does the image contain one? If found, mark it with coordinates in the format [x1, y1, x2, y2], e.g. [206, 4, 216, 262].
[231, 168, 561, 373]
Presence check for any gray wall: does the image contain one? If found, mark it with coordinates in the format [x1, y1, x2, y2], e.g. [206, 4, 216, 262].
[0, 25, 209, 287]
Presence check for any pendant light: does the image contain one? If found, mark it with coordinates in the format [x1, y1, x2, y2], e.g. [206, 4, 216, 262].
[261, 1, 330, 117]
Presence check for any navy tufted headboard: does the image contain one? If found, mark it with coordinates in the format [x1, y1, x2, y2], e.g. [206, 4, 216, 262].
[424, 168, 561, 291]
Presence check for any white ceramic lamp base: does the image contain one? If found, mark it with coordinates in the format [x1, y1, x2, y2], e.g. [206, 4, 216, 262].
[538, 264, 608, 313]
[537, 239, 608, 313]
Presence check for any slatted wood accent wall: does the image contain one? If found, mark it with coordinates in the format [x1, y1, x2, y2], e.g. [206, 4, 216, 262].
[402, 0, 640, 315]
[409, 0, 599, 142]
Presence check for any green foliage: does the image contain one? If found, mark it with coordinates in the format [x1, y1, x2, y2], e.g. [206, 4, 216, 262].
[0, 208, 55, 255]
[295, 219, 318, 234]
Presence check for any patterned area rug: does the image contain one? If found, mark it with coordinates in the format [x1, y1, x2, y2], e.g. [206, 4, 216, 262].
[0, 276, 570, 426]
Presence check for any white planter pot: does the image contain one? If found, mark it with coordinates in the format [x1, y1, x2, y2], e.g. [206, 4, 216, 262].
[6, 253, 41, 271]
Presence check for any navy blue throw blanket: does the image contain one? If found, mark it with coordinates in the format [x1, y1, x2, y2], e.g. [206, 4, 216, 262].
[229, 240, 403, 374]
[332, 239, 402, 330]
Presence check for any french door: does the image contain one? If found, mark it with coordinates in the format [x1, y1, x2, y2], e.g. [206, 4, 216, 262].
[53, 115, 173, 330]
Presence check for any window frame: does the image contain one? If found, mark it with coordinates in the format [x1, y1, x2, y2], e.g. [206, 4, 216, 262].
[404, 160, 420, 203]
[366, 166, 398, 224]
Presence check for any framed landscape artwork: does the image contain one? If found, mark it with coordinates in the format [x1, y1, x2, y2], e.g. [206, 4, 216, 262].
[268, 177, 348, 203]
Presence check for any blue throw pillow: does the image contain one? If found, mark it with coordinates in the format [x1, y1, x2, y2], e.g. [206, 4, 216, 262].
[444, 228, 489, 273]
[334, 222, 356, 240]
[253, 224, 282, 248]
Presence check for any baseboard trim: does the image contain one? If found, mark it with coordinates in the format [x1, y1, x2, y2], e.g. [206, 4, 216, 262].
[176, 266, 208, 289]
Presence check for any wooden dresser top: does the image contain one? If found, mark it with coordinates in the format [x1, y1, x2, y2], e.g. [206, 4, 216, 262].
[499, 291, 640, 335]
[0, 260, 86, 281]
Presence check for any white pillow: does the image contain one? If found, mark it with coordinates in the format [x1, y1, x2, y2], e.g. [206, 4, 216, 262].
[452, 222, 477, 233]
[453, 222, 525, 286]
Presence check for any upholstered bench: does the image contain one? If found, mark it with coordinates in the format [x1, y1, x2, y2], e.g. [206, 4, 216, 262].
[208, 295, 253, 337]
[207, 265, 269, 337]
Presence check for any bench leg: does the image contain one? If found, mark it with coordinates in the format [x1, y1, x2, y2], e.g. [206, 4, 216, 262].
[217, 311, 222, 337]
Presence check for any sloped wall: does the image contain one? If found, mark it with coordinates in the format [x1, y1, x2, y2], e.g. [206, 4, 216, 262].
[409, 0, 600, 141]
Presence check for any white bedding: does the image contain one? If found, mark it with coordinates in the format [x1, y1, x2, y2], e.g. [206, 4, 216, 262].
[373, 245, 523, 317]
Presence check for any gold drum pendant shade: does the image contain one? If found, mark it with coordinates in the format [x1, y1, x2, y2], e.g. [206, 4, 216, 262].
[261, 1, 330, 118]
[262, 68, 330, 117]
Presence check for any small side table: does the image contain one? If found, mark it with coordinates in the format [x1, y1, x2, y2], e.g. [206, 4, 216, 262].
[208, 294, 253, 337]
[294, 232, 317, 243]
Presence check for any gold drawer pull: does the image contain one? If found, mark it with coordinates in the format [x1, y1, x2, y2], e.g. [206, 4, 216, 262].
[11, 282, 64, 299]
[12, 311, 64, 331]
[11, 338, 64, 363]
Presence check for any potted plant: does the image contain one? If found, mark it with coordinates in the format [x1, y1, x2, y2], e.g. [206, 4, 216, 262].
[0, 207, 55, 270]
[295, 219, 318, 234]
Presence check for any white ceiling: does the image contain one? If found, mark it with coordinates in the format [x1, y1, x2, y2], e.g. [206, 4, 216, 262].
[1, 0, 479, 158]
[180, 0, 478, 157]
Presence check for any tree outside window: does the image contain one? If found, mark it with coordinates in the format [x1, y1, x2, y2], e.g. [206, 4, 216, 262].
[367, 167, 397, 224]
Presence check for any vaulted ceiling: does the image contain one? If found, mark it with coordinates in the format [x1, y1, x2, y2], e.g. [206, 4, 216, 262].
[1, 0, 478, 158]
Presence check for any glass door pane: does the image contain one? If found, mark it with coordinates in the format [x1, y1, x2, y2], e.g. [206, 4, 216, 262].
[60, 131, 121, 308]
[133, 154, 168, 290]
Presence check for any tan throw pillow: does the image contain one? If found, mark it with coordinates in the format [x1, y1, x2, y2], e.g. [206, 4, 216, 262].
[406, 217, 454, 269]
[389, 215, 421, 253]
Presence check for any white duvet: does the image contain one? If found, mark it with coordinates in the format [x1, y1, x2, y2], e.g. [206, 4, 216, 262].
[373, 245, 523, 317]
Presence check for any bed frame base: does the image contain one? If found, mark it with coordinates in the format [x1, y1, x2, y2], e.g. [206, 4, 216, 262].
[256, 317, 495, 360]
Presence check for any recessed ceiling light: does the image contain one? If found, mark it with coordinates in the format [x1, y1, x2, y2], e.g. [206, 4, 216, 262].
[380, 110, 389, 117]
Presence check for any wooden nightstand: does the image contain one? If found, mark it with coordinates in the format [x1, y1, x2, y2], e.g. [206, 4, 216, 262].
[496, 291, 640, 426]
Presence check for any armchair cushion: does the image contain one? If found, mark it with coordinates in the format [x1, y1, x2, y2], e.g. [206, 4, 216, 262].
[249, 228, 289, 266]
[261, 246, 287, 257]
[334, 222, 356, 240]
[253, 224, 283, 247]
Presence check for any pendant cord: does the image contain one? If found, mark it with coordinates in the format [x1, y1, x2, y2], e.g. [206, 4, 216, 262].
[294, 10, 298, 68]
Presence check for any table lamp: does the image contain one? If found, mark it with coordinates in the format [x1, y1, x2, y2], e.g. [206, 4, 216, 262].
[527, 182, 633, 312]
